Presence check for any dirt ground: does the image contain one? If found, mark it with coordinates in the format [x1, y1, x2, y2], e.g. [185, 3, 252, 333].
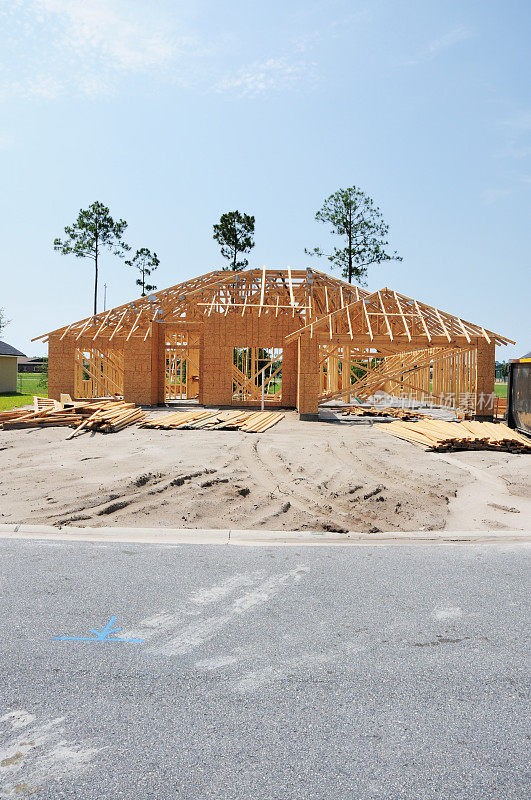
[1, 411, 530, 532]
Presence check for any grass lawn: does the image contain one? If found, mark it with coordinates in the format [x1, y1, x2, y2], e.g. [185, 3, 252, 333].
[0, 393, 34, 412]
[16, 373, 48, 395]
[0, 373, 48, 412]
[494, 383, 508, 398]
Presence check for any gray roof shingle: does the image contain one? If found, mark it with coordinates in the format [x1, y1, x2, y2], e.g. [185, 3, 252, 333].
[0, 340, 26, 357]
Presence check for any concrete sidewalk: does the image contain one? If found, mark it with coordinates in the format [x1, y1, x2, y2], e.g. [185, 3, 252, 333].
[0, 522, 529, 546]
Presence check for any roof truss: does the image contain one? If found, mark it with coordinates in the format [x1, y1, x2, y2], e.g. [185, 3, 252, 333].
[33, 270, 512, 348]
[285, 287, 513, 347]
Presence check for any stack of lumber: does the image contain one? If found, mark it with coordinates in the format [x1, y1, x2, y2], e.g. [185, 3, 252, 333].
[141, 410, 216, 429]
[1, 405, 84, 430]
[141, 409, 284, 433]
[67, 401, 146, 438]
[238, 411, 285, 433]
[1, 397, 145, 434]
[341, 405, 429, 421]
[494, 396, 507, 418]
[375, 419, 531, 453]
[0, 408, 46, 425]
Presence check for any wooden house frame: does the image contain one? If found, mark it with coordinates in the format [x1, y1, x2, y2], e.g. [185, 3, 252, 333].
[35, 268, 513, 419]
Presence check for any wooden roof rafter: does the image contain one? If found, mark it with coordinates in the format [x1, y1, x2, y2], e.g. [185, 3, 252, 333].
[32, 269, 227, 342]
[34, 267, 368, 342]
[286, 285, 514, 347]
[34, 268, 513, 348]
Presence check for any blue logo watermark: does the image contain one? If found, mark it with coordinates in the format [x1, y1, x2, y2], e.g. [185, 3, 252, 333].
[53, 616, 143, 643]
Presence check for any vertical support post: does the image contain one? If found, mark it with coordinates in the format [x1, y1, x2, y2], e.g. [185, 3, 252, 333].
[123, 336, 154, 405]
[475, 339, 495, 420]
[151, 321, 164, 405]
[48, 334, 75, 400]
[201, 317, 233, 405]
[297, 335, 320, 419]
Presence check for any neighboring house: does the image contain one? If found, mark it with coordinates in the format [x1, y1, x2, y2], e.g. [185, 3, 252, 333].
[0, 340, 26, 392]
[18, 356, 47, 373]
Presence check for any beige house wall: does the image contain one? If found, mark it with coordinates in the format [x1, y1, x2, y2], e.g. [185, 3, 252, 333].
[0, 356, 18, 392]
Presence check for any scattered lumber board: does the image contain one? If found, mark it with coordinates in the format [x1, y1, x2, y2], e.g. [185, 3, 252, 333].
[341, 406, 430, 421]
[140, 410, 214, 430]
[240, 411, 285, 432]
[0, 409, 37, 424]
[1, 397, 145, 435]
[34, 396, 57, 412]
[67, 401, 146, 438]
[2, 399, 283, 436]
[140, 409, 285, 433]
[375, 419, 531, 452]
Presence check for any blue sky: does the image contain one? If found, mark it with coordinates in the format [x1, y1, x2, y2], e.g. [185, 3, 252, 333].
[1, 0, 529, 358]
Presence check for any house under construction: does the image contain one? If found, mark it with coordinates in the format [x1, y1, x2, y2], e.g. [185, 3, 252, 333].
[35, 268, 513, 419]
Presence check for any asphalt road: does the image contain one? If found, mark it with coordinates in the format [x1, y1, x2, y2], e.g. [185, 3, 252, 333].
[0, 539, 529, 799]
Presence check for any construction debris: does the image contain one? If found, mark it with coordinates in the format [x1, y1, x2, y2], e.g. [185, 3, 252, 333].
[494, 396, 507, 418]
[375, 419, 531, 452]
[1, 397, 146, 434]
[34, 396, 57, 412]
[1, 398, 283, 436]
[66, 401, 146, 439]
[0, 406, 83, 430]
[141, 409, 285, 433]
[340, 406, 431, 421]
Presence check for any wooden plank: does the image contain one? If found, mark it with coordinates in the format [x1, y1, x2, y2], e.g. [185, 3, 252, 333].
[393, 292, 411, 341]
[260, 266, 266, 311]
[110, 309, 128, 341]
[362, 303, 373, 341]
[378, 291, 393, 341]
[287, 266, 295, 314]
[413, 299, 431, 342]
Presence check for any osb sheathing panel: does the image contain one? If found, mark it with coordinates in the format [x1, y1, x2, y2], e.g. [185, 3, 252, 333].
[48, 335, 75, 400]
[151, 323, 163, 404]
[476, 339, 495, 418]
[202, 315, 300, 407]
[297, 336, 320, 414]
[123, 337, 154, 405]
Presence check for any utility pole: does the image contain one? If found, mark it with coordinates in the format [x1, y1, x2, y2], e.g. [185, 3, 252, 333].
[103, 283, 107, 312]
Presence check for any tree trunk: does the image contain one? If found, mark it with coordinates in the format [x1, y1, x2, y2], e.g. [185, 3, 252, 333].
[94, 242, 98, 317]
[348, 206, 353, 283]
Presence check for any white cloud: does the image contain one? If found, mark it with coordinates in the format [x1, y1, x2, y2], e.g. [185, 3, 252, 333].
[494, 143, 531, 159]
[36, 0, 177, 72]
[494, 109, 531, 160]
[0, 0, 197, 100]
[480, 187, 511, 205]
[0, 132, 15, 149]
[501, 110, 531, 134]
[216, 56, 316, 98]
[407, 26, 473, 65]
[0, 1, 326, 101]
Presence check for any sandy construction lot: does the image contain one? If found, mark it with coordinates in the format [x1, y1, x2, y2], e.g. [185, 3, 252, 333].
[1, 411, 530, 532]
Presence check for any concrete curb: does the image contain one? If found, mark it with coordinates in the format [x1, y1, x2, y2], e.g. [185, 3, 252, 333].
[0, 523, 529, 546]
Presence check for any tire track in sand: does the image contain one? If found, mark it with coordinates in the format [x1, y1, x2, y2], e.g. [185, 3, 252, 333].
[237, 438, 353, 528]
